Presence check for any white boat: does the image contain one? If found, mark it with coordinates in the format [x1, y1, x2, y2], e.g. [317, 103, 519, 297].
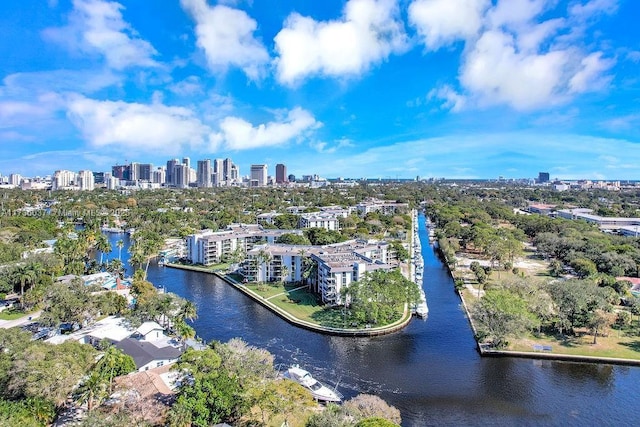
[284, 365, 343, 403]
[413, 289, 429, 318]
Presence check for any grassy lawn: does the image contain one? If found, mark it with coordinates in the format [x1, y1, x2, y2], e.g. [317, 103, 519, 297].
[245, 282, 290, 299]
[242, 281, 406, 329]
[507, 329, 640, 360]
[0, 309, 28, 320]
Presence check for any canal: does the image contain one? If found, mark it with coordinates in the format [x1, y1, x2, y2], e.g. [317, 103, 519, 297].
[103, 216, 640, 426]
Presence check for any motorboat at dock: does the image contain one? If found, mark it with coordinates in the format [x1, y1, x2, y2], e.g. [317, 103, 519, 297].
[284, 364, 343, 403]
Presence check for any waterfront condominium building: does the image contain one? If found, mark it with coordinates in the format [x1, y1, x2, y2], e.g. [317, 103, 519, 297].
[196, 159, 213, 187]
[276, 163, 287, 184]
[250, 164, 268, 187]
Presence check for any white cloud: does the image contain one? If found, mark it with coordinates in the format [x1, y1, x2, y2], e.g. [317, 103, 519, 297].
[66, 96, 210, 154]
[408, 0, 489, 50]
[43, 0, 157, 70]
[487, 0, 548, 29]
[214, 108, 320, 150]
[423, 0, 615, 111]
[569, 0, 619, 19]
[460, 30, 569, 110]
[274, 0, 407, 86]
[0, 93, 65, 129]
[180, 0, 269, 80]
[168, 76, 204, 96]
[2, 69, 121, 96]
[427, 85, 466, 111]
[600, 114, 640, 132]
[310, 137, 354, 154]
[569, 52, 614, 93]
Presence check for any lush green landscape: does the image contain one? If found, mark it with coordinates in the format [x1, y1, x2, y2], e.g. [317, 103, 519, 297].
[3, 181, 640, 425]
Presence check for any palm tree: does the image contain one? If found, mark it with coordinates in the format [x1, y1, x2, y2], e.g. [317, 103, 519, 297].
[116, 239, 124, 261]
[178, 300, 198, 323]
[75, 371, 106, 412]
[174, 319, 196, 348]
[280, 264, 290, 284]
[95, 234, 111, 265]
[13, 264, 38, 302]
[257, 248, 273, 282]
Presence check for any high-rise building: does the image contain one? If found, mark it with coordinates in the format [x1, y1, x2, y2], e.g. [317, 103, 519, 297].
[93, 172, 105, 184]
[152, 167, 165, 185]
[77, 170, 95, 191]
[223, 158, 234, 183]
[197, 159, 212, 187]
[174, 164, 190, 188]
[538, 172, 550, 183]
[138, 163, 153, 181]
[112, 164, 130, 180]
[276, 163, 287, 184]
[212, 159, 224, 185]
[8, 174, 22, 186]
[166, 159, 180, 186]
[52, 170, 76, 190]
[250, 164, 268, 187]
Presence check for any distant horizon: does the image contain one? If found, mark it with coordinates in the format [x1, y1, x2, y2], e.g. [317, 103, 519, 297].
[2, 1, 639, 180]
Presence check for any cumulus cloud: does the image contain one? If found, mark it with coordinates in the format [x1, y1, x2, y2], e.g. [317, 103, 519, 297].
[460, 30, 570, 110]
[66, 96, 210, 154]
[213, 107, 320, 150]
[408, 0, 489, 50]
[419, 0, 615, 111]
[43, 0, 157, 70]
[274, 0, 407, 86]
[181, 0, 269, 80]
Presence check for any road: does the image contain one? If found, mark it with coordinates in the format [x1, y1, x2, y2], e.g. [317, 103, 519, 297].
[0, 310, 41, 329]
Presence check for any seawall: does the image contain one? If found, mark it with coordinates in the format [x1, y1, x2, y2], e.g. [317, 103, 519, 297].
[165, 263, 413, 337]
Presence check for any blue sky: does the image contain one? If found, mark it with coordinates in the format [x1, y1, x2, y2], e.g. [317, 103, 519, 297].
[1, 0, 639, 180]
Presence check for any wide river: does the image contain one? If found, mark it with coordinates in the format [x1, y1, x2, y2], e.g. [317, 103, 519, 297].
[104, 216, 640, 426]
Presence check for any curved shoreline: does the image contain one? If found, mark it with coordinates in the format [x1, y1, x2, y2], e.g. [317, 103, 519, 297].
[165, 262, 413, 337]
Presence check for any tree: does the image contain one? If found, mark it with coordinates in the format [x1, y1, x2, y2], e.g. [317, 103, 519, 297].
[472, 289, 538, 347]
[170, 348, 246, 426]
[9, 340, 96, 407]
[355, 418, 399, 427]
[12, 264, 37, 300]
[347, 270, 420, 325]
[116, 239, 124, 261]
[587, 309, 614, 344]
[344, 394, 402, 425]
[549, 259, 564, 277]
[40, 279, 95, 327]
[571, 258, 598, 279]
[95, 233, 112, 265]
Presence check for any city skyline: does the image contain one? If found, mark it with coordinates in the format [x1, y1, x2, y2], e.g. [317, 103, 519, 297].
[1, 0, 640, 180]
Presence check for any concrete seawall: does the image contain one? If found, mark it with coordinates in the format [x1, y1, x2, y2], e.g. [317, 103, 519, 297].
[165, 263, 413, 337]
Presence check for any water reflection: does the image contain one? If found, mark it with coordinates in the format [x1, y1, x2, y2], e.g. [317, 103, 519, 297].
[99, 218, 640, 426]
